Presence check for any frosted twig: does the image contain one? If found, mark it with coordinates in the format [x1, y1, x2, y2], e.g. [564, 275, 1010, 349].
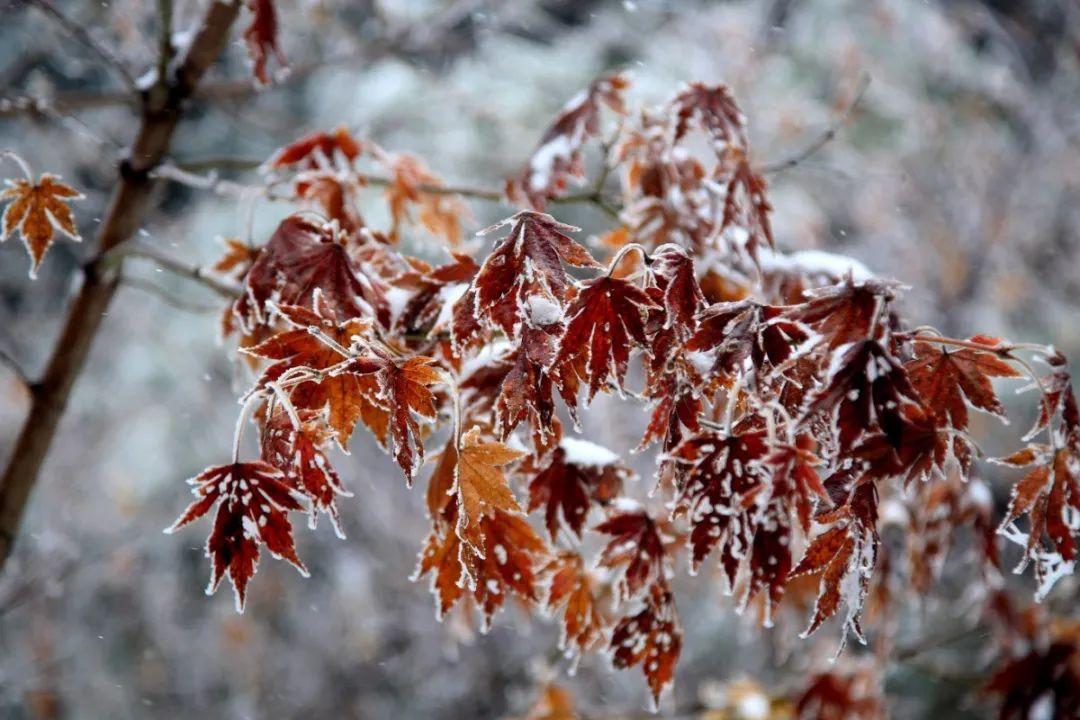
[0, 347, 32, 389]
[117, 244, 241, 300]
[22, 0, 137, 91]
[759, 74, 871, 175]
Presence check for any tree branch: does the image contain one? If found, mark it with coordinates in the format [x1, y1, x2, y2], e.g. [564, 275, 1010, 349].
[759, 74, 871, 175]
[159, 159, 623, 217]
[0, 0, 242, 574]
[120, 276, 222, 314]
[21, 0, 138, 92]
[0, 347, 32, 390]
[119, 245, 241, 300]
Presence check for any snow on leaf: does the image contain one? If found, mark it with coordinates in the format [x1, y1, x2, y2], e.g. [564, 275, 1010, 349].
[998, 441, 1080, 597]
[494, 323, 562, 447]
[468, 210, 597, 337]
[668, 427, 770, 582]
[596, 509, 671, 603]
[685, 300, 807, 380]
[526, 440, 628, 541]
[393, 252, 479, 336]
[790, 278, 894, 350]
[167, 461, 307, 611]
[610, 583, 682, 709]
[506, 71, 629, 210]
[245, 298, 378, 447]
[415, 504, 548, 629]
[0, 172, 82, 278]
[552, 275, 659, 409]
[670, 82, 746, 151]
[293, 172, 365, 234]
[375, 356, 445, 482]
[803, 339, 923, 451]
[791, 481, 879, 647]
[259, 406, 349, 536]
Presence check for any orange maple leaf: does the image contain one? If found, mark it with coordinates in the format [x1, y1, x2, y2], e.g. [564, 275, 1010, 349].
[454, 427, 525, 552]
[1, 173, 83, 278]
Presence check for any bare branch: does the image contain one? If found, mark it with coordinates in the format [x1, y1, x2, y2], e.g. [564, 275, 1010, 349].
[0, 0, 243, 574]
[21, 0, 138, 92]
[156, 0, 175, 85]
[0, 347, 32, 390]
[159, 159, 622, 216]
[120, 275, 222, 314]
[759, 74, 871, 175]
[119, 245, 241, 300]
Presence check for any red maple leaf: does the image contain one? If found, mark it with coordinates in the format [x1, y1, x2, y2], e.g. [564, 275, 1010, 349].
[245, 298, 379, 447]
[985, 640, 1080, 720]
[905, 339, 1020, 430]
[506, 71, 628, 209]
[791, 480, 879, 645]
[494, 322, 562, 447]
[552, 275, 659, 409]
[269, 126, 363, 170]
[543, 551, 607, 659]
[803, 339, 923, 451]
[414, 504, 548, 629]
[671, 82, 747, 150]
[610, 584, 682, 708]
[368, 355, 445, 482]
[996, 441, 1080, 598]
[791, 279, 895, 350]
[243, 0, 285, 85]
[393, 252, 478, 336]
[167, 461, 308, 610]
[233, 215, 389, 332]
[526, 438, 628, 541]
[293, 173, 365, 234]
[259, 406, 350, 535]
[465, 211, 598, 338]
[596, 508, 671, 603]
[1, 172, 83, 278]
[685, 300, 807, 380]
[794, 667, 885, 720]
[669, 427, 770, 581]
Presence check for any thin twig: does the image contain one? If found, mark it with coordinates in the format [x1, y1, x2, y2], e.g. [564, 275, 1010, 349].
[0, 348, 33, 389]
[22, 0, 137, 91]
[759, 74, 871, 175]
[117, 245, 241, 300]
[161, 160, 624, 218]
[892, 625, 989, 663]
[157, 0, 175, 84]
[119, 275, 221, 314]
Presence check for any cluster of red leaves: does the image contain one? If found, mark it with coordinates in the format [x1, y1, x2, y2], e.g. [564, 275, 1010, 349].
[506, 71, 628, 209]
[169, 73, 1080, 710]
[793, 665, 885, 720]
[985, 623, 1080, 720]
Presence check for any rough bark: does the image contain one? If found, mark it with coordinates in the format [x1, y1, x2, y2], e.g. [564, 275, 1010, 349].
[0, 0, 241, 571]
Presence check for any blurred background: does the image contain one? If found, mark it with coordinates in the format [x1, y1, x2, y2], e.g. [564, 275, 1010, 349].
[0, 0, 1078, 718]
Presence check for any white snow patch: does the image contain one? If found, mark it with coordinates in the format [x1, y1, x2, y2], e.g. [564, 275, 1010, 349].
[560, 437, 620, 468]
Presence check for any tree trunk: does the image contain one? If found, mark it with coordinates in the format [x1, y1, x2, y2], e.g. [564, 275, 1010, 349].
[0, 0, 241, 571]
